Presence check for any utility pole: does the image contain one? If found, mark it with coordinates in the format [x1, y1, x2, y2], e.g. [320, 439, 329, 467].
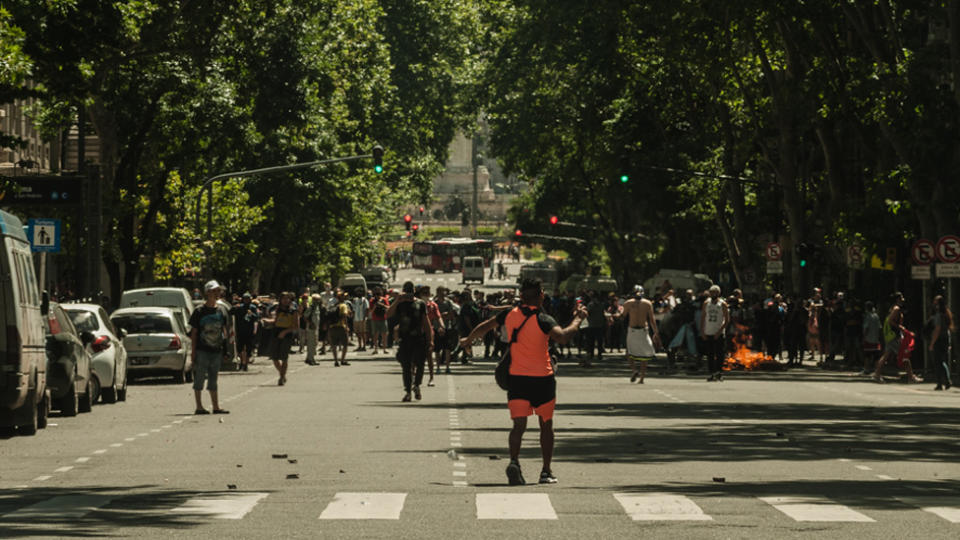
[471, 135, 479, 238]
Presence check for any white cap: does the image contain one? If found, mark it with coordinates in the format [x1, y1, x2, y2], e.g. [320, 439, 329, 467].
[204, 280, 222, 293]
[634, 285, 644, 297]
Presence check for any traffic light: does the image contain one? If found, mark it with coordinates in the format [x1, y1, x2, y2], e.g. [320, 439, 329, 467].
[418, 205, 424, 216]
[515, 229, 522, 237]
[372, 144, 384, 174]
[412, 224, 419, 236]
[549, 215, 558, 226]
[619, 174, 629, 183]
[403, 214, 412, 231]
[796, 242, 811, 268]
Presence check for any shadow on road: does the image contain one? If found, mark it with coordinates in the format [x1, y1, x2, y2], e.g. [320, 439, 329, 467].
[0, 485, 273, 538]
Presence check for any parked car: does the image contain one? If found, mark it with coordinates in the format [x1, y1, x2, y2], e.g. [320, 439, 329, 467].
[338, 273, 367, 297]
[111, 307, 192, 383]
[64, 304, 128, 403]
[361, 266, 391, 291]
[118, 287, 194, 332]
[45, 302, 96, 416]
[461, 256, 485, 284]
[0, 210, 49, 435]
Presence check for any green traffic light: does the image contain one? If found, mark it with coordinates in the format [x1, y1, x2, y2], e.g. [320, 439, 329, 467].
[800, 260, 807, 268]
[374, 164, 383, 174]
[620, 174, 629, 183]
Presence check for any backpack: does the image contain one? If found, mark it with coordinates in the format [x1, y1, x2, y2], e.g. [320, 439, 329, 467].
[495, 309, 536, 391]
[396, 299, 426, 340]
[373, 297, 387, 317]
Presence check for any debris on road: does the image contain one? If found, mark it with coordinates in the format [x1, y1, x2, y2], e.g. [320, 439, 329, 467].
[288, 459, 298, 464]
[713, 477, 726, 483]
[489, 455, 501, 460]
[272, 453, 288, 459]
[286, 474, 299, 479]
[227, 484, 237, 490]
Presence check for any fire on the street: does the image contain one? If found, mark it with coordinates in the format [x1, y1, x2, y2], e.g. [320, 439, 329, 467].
[723, 325, 779, 371]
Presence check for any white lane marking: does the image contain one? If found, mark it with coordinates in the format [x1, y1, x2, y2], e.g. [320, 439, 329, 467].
[318, 493, 407, 520]
[453, 471, 467, 477]
[93, 449, 107, 455]
[54, 466, 73, 473]
[162, 425, 172, 429]
[110, 443, 123, 448]
[855, 465, 872, 471]
[876, 474, 894, 480]
[450, 431, 461, 436]
[171, 492, 268, 520]
[614, 493, 712, 521]
[137, 433, 149, 437]
[75, 457, 90, 463]
[477, 494, 558, 520]
[897, 497, 960, 523]
[453, 481, 468, 487]
[838, 458, 851, 462]
[14, 485, 28, 489]
[3, 495, 114, 519]
[450, 436, 461, 441]
[173, 420, 184, 424]
[454, 462, 467, 468]
[730, 419, 745, 423]
[761, 496, 874, 522]
[450, 442, 462, 447]
[31, 476, 51, 482]
[150, 429, 161, 433]
[124, 438, 136, 442]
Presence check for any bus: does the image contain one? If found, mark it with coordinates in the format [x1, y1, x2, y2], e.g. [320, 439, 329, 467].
[412, 238, 494, 273]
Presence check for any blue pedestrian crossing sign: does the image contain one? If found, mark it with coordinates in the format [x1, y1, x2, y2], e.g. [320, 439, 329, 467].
[27, 218, 61, 253]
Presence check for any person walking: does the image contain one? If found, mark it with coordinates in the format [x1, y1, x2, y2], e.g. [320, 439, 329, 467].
[618, 286, 660, 384]
[188, 280, 230, 414]
[264, 292, 298, 386]
[872, 292, 921, 383]
[420, 285, 442, 387]
[351, 291, 370, 352]
[303, 293, 322, 365]
[701, 285, 730, 381]
[435, 287, 458, 373]
[861, 301, 882, 375]
[328, 291, 352, 366]
[927, 295, 953, 390]
[370, 287, 390, 354]
[230, 292, 259, 372]
[460, 278, 587, 486]
[386, 282, 433, 401]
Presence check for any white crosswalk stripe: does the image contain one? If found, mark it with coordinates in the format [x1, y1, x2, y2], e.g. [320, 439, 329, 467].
[319, 492, 407, 520]
[897, 497, 960, 523]
[760, 496, 874, 522]
[614, 493, 712, 521]
[3, 494, 115, 520]
[170, 492, 268, 520]
[476, 493, 558, 520]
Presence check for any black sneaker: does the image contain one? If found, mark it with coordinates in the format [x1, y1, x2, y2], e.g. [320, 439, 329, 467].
[630, 372, 639, 383]
[506, 461, 525, 486]
[341, 360, 350, 366]
[539, 470, 558, 484]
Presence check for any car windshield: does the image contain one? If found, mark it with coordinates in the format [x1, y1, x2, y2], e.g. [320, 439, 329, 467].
[65, 310, 100, 333]
[111, 314, 173, 334]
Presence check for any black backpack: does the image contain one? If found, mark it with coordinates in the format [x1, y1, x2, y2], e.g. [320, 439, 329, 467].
[495, 309, 536, 391]
[396, 299, 426, 340]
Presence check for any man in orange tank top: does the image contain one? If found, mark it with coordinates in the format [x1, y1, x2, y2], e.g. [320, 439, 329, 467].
[461, 278, 586, 485]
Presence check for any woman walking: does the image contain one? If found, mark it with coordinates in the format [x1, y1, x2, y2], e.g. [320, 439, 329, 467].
[928, 295, 953, 391]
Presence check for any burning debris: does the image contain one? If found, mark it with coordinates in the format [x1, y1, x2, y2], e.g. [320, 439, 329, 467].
[723, 324, 783, 371]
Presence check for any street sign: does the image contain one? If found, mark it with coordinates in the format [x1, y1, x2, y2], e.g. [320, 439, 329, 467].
[937, 263, 960, 278]
[911, 239, 936, 265]
[766, 260, 783, 274]
[846, 245, 865, 269]
[936, 235, 960, 263]
[0, 177, 82, 206]
[27, 218, 61, 253]
[765, 242, 783, 261]
[911, 265, 931, 280]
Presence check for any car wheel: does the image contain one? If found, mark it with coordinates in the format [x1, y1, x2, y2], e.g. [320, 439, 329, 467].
[173, 365, 186, 384]
[117, 378, 127, 402]
[37, 391, 49, 429]
[102, 382, 117, 404]
[60, 381, 79, 417]
[17, 396, 38, 436]
[79, 378, 95, 413]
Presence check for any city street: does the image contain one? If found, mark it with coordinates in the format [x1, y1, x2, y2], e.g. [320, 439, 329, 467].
[2, 343, 959, 539]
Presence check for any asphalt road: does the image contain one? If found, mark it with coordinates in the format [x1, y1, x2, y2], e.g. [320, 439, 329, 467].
[2, 281, 960, 539]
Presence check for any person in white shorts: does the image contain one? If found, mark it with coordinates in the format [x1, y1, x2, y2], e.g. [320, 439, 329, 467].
[617, 286, 660, 383]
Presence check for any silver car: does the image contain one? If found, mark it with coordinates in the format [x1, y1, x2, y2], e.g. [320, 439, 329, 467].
[110, 307, 192, 384]
[64, 304, 129, 403]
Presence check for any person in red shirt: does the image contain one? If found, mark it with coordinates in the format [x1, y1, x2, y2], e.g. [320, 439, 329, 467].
[369, 287, 390, 354]
[418, 285, 442, 387]
[461, 278, 586, 486]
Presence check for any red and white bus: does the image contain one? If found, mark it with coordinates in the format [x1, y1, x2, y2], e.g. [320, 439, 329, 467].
[412, 238, 494, 273]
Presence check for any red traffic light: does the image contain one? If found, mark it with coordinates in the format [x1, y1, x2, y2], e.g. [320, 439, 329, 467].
[515, 229, 522, 237]
[549, 215, 558, 225]
[403, 214, 412, 223]
[418, 206, 424, 215]
[412, 224, 419, 231]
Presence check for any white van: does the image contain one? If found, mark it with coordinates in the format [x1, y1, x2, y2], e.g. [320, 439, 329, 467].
[119, 287, 194, 331]
[462, 256, 485, 284]
[0, 210, 49, 435]
[339, 273, 367, 296]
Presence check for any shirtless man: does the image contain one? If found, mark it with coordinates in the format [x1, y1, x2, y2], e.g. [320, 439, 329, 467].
[617, 286, 660, 383]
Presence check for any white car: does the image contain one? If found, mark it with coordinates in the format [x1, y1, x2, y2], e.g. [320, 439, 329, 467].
[111, 307, 193, 384]
[64, 304, 129, 403]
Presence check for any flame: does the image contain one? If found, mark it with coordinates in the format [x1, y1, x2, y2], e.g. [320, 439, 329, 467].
[723, 324, 776, 371]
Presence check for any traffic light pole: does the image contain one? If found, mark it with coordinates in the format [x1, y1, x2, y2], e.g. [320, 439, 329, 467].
[194, 153, 374, 236]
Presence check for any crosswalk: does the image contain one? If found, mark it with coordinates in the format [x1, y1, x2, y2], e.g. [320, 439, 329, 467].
[3, 490, 960, 526]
